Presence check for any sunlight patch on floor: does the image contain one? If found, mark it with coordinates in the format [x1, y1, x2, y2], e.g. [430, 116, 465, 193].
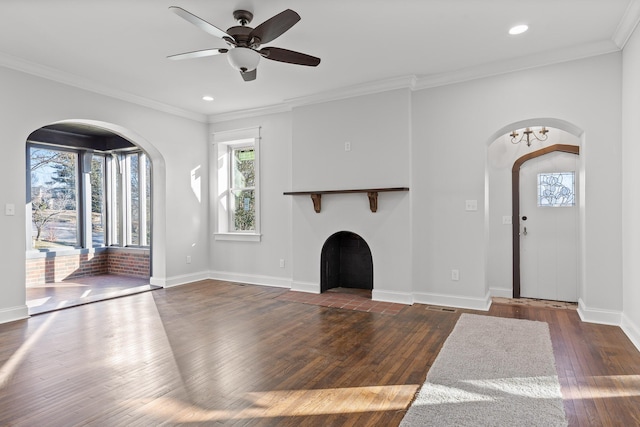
[0, 311, 59, 388]
[124, 384, 419, 422]
[562, 375, 640, 399]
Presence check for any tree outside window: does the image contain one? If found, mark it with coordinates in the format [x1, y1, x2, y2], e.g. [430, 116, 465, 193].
[30, 147, 78, 249]
[230, 147, 255, 231]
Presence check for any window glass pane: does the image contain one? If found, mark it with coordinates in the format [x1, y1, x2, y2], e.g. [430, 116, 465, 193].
[231, 189, 255, 231]
[30, 147, 78, 249]
[232, 148, 255, 188]
[538, 172, 575, 207]
[91, 155, 105, 246]
[129, 154, 140, 245]
[113, 156, 122, 246]
[145, 155, 151, 245]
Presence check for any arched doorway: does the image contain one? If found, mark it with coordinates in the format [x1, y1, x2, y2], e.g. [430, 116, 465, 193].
[485, 119, 584, 301]
[25, 120, 166, 314]
[320, 231, 373, 293]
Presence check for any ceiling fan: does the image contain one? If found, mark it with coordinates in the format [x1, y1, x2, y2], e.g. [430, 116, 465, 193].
[168, 6, 321, 81]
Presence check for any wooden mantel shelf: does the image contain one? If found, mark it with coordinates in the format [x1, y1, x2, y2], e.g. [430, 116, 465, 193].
[283, 187, 409, 213]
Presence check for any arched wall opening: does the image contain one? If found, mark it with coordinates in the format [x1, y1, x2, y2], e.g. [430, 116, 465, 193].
[25, 119, 167, 292]
[485, 118, 584, 301]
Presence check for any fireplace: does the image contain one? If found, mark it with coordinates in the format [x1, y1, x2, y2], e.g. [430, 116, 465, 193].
[320, 231, 373, 293]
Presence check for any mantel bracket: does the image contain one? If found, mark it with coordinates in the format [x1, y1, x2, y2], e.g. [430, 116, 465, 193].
[311, 194, 322, 213]
[367, 192, 378, 213]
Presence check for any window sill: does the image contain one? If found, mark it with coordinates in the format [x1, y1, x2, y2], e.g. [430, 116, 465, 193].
[214, 233, 262, 242]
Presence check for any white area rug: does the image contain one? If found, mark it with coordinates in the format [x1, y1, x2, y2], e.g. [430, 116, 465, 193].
[400, 314, 567, 426]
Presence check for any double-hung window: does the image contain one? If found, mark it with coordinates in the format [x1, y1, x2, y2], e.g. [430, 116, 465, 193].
[213, 127, 261, 241]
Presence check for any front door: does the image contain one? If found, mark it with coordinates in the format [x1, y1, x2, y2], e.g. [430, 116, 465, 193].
[519, 152, 578, 302]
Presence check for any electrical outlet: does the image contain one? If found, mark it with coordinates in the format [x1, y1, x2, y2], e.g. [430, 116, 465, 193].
[344, 141, 351, 151]
[451, 269, 459, 281]
[465, 200, 477, 211]
[279, 259, 285, 268]
[186, 255, 191, 264]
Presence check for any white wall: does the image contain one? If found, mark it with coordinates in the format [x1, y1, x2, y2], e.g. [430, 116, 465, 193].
[209, 111, 294, 288]
[622, 25, 640, 349]
[290, 89, 412, 302]
[0, 66, 209, 322]
[411, 53, 622, 315]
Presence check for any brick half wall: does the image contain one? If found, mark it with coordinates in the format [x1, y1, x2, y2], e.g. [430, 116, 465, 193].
[25, 248, 150, 286]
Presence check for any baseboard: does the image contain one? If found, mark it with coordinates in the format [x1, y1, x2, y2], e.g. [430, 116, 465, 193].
[0, 305, 29, 324]
[291, 281, 319, 294]
[163, 271, 211, 288]
[621, 313, 640, 353]
[209, 270, 292, 289]
[413, 291, 492, 311]
[577, 298, 622, 326]
[489, 287, 513, 298]
[373, 289, 413, 305]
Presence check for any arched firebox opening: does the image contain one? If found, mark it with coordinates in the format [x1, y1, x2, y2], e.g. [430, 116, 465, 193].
[320, 231, 373, 293]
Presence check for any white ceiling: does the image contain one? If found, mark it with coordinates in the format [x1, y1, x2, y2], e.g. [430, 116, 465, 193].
[1, 0, 638, 121]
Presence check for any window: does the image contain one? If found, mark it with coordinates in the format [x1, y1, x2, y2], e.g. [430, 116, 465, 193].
[29, 146, 79, 249]
[213, 127, 261, 241]
[230, 146, 256, 231]
[91, 154, 106, 246]
[28, 143, 151, 251]
[538, 172, 575, 207]
[107, 151, 151, 247]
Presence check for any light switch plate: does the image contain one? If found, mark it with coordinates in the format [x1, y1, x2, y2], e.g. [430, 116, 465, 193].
[5, 204, 15, 216]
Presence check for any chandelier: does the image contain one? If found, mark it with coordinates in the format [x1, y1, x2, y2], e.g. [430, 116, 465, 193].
[510, 127, 549, 147]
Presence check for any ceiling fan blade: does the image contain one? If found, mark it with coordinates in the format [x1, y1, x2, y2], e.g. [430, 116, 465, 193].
[169, 6, 235, 44]
[241, 68, 257, 82]
[260, 47, 320, 67]
[250, 9, 300, 44]
[167, 48, 228, 61]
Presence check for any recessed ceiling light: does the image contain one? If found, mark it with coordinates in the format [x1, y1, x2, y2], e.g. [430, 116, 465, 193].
[202, 95, 214, 101]
[509, 24, 529, 35]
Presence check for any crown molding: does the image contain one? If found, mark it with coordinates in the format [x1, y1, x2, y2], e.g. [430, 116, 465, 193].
[208, 75, 417, 123]
[414, 39, 620, 91]
[613, 0, 640, 48]
[0, 51, 207, 123]
[284, 75, 417, 108]
[208, 103, 292, 124]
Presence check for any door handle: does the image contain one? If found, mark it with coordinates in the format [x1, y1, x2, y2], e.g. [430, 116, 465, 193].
[523, 226, 528, 236]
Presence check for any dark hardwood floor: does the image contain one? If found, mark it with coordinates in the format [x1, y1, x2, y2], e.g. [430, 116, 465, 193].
[1, 279, 639, 426]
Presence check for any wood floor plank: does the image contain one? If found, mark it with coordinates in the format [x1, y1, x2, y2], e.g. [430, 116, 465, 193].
[1, 280, 640, 425]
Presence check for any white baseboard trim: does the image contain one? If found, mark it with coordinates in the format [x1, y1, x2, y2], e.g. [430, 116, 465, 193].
[373, 289, 413, 305]
[209, 270, 292, 289]
[163, 271, 211, 288]
[489, 287, 513, 298]
[291, 281, 319, 294]
[0, 305, 29, 324]
[413, 291, 492, 311]
[149, 276, 167, 287]
[621, 313, 640, 353]
[577, 298, 622, 326]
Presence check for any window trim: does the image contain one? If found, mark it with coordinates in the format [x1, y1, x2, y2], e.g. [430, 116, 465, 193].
[212, 127, 261, 242]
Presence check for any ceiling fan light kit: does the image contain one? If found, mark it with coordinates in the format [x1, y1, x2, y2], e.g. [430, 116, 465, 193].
[227, 47, 261, 72]
[168, 6, 320, 82]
